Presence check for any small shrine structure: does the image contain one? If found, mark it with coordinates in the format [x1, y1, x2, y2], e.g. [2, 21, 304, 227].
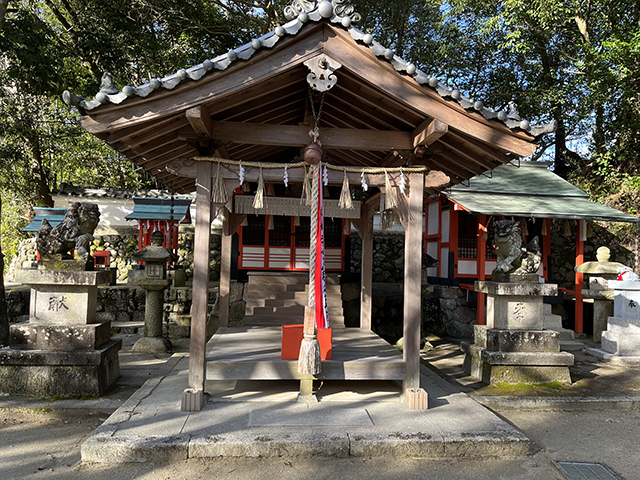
[64, 0, 556, 411]
[424, 161, 639, 331]
[125, 196, 192, 253]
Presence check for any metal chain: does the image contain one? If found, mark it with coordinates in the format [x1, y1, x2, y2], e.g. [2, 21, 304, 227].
[309, 90, 325, 128]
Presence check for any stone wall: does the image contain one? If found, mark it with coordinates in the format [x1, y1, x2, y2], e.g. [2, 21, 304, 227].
[349, 232, 405, 282]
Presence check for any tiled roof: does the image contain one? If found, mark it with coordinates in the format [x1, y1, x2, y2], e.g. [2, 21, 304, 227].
[63, 0, 555, 137]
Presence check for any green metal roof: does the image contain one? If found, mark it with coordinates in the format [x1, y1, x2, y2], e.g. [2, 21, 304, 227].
[23, 208, 67, 232]
[125, 197, 192, 222]
[444, 162, 639, 223]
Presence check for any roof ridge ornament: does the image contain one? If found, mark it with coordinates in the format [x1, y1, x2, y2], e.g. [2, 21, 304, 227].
[284, 0, 361, 23]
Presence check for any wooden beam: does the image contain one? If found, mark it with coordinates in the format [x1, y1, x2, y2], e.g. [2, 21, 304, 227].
[186, 105, 213, 140]
[185, 160, 213, 410]
[413, 119, 448, 148]
[208, 121, 413, 151]
[403, 172, 424, 392]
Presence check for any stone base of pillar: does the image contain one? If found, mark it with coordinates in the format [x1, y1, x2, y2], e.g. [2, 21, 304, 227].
[132, 336, 172, 354]
[405, 388, 428, 410]
[181, 388, 204, 411]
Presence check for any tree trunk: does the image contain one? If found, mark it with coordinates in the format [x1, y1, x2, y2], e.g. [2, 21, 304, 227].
[0, 196, 10, 347]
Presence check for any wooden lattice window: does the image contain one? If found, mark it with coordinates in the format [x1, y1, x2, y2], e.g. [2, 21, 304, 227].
[268, 216, 292, 246]
[243, 215, 266, 246]
[458, 210, 477, 259]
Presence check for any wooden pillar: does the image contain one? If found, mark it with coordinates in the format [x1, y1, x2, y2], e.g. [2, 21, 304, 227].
[352, 199, 375, 331]
[360, 218, 373, 331]
[575, 220, 585, 333]
[403, 172, 424, 392]
[476, 215, 487, 325]
[219, 211, 232, 328]
[182, 161, 212, 412]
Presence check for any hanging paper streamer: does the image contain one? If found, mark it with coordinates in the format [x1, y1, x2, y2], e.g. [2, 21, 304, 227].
[323, 164, 329, 186]
[338, 170, 354, 210]
[314, 164, 329, 331]
[268, 215, 274, 230]
[238, 161, 245, 186]
[211, 162, 228, 204]
[294, 215, 300, 227]
[343, 219, 350, 235]
[521, 219, 529, 237]
[241, 216, 248, 227]
[253, 167, 265, 209]
[399, 169, 406, 194]
[360, 170, 368, 191]
[384, 170, 398, 210]
[541, 219, 548, 236]
[284, 165, 288, 188]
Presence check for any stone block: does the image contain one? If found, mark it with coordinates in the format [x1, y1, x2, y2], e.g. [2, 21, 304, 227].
[483, 329, 560, 353]
[9, 321, 112, 351]
[29, 284, 99, 325]
[601, 331, 640, 356]
[487, 295, 544, 330]
[609, 281, 640, 319]
[606, 316, 640, 333]
[0, 340, 121, 397]
[475, 281, 557, 297]
[461, 341, 573, 385]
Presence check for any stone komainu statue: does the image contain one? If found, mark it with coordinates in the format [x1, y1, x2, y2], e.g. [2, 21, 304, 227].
[36, 202, 100, 262]
[493, 219, 541, 275]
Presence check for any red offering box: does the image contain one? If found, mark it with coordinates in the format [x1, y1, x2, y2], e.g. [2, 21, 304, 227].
[281, 324, 332, 360]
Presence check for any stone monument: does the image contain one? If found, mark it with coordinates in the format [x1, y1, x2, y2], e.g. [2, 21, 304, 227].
[461, 220, 574, 384]
[131, 230, 176, 354]
[575, 246, 625, 342]
[586, 275, 640, 365]
[0, 203, 121, 397]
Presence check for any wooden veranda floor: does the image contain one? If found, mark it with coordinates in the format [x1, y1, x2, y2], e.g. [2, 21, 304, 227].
[205, 327, 405, 382]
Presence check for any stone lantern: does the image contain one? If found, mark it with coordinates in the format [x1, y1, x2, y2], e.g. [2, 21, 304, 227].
[131, 230, 177, 353]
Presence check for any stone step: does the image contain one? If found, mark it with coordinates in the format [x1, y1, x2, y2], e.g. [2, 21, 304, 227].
[246, 296, 343, 308]
[244, 315, 345, 327]
[606, 317, 640, 333]
[247, 284, 342, 294]
[248, 274, 340, 286]
[246, 306, 344, 316]
[560, 340, 584, 352]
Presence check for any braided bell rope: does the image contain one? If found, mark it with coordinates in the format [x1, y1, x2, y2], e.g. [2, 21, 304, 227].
[308, 164, 320, 307]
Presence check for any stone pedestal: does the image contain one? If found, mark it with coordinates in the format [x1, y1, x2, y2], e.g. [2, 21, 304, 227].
[462, 280, 573, 385]
[587, 280, 640, 365]
[0, 269, 121, 397]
